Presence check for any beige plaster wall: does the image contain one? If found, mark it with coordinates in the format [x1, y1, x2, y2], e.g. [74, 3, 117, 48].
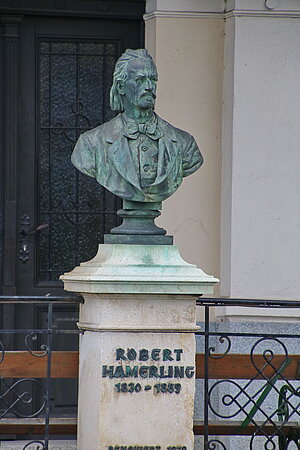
[145, 17, 224, 290]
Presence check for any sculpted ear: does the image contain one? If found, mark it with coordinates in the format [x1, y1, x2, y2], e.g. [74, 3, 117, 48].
[116, 81, 125, 95]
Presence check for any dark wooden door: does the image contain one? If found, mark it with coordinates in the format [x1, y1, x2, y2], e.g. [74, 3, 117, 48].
[18, 16, 142, 295]
[0, 4, 144, 417]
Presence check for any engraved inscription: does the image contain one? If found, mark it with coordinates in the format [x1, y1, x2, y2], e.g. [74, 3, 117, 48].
[102, 347, 194, 388]
[154, 383, 181, 394]
[107, 446, 187, 449]
[103, 365, 194, 379]
[103, 347, 193, 400]
[116, 348, 183, 361]
[105, 348, 191, 450]
[108, 447, 161, 450]
[114, 382, 182, 394]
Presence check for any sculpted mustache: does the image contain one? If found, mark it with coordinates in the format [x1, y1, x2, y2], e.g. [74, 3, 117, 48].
[139, 91, 156, 99]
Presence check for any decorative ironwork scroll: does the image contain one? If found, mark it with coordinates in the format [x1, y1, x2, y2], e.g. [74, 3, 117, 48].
[0, 377, 46, 419]
[207, 440, 227, 450]
[207, 337, 300, 449]
[23, 441, 45, 450]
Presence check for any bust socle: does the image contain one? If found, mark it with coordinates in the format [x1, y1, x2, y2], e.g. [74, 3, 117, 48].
[71, 48, 203, 204]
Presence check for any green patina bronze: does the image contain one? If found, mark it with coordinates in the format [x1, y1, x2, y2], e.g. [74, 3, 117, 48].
[71, 49, 203, 239]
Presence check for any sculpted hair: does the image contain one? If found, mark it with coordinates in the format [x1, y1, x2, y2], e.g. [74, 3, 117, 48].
[110, 48, 154, 112]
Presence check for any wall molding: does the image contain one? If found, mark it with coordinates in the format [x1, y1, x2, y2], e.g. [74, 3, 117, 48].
[225, 9, 300, 18]
[144, 11, 223, 21]
[144, 8, 300, 21]
[217, 306, 300, 323]
[144, 5, 300, 22]
[146, 0, 224, 14]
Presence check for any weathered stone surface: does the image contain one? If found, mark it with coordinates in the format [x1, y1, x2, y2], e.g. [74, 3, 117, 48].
[78, 294, 199, 332]
[61, 244, 218, 295]
[78, 329, 196, 450]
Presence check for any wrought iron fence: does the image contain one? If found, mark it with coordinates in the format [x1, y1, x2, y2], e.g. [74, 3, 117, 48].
[0, 296, 83, 450]
[196, 298, 300, 450]
[0, 296, 299, 449]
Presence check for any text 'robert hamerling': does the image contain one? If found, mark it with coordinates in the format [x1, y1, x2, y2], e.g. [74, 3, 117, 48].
[101, 348, 195, 379]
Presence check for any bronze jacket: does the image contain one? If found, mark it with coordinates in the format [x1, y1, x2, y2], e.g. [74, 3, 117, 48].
[71, 113, 203, 202]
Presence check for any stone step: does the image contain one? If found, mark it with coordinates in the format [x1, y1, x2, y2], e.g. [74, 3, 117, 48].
[0, 441, 76, 450]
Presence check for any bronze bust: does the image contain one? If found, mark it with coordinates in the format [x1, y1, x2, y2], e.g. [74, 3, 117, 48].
[71, 49, 203, 204]
[71, 49, 203, 240]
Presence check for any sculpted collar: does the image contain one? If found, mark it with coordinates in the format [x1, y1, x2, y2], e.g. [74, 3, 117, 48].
[122, 112, 163, 140]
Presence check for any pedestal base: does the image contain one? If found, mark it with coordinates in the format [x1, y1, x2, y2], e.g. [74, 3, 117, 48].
[61, 244, 218, 450]
[77, 309, 196, 450]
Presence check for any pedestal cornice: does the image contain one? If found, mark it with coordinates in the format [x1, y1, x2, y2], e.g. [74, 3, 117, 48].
[61, 244, 218, 296]
[77, 323, 200, 332]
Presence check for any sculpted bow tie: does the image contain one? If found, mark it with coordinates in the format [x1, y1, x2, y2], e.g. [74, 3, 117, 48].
[123, 119, 163, 140]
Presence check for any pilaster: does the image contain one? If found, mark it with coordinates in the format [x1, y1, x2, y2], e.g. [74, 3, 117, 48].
[144, 1, 224, 287]
[220, 0, 300, 317]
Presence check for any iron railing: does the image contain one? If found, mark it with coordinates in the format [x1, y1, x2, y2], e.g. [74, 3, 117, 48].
[196, 298, 300, 450]
[0, 297, 299, 449]
[0, 295, 83, 450]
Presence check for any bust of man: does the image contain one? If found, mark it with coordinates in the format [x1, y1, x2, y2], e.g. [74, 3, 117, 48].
[71, 49, 203, 204]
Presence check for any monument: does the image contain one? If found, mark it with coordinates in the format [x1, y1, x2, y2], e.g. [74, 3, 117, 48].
[61, 49, 218, 449]
[71, 48, 202, 239]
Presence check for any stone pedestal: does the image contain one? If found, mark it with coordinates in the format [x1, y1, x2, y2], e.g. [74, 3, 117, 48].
[61, 244, 218, 450]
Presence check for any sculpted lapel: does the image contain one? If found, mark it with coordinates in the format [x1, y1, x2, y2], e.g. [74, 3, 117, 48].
[153, 134, 178, 186]
[107, 134, 142, 191]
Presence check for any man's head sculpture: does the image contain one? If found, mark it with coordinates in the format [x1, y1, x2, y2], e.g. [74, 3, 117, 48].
[71, 48, 203, 237]
[110, 48, 156, 112]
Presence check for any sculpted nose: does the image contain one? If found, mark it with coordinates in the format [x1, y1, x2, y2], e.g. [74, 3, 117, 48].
[145, 78, 153, 90]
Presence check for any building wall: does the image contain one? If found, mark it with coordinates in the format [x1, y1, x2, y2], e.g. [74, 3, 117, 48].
[145, 0, 300, 321]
